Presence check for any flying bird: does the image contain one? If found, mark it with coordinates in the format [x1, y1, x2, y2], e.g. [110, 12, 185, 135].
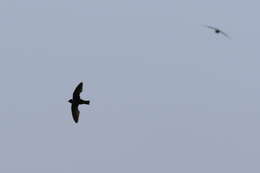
[203, 25, 231, 39]
[68, 82, 90, 123]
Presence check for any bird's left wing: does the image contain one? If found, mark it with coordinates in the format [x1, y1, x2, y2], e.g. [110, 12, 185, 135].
[71, 104, 80, 123]
[203, 25, 218, 30]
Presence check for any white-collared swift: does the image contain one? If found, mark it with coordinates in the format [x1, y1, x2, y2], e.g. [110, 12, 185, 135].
[204, 25, 231, 39]
[68, 82, 90, 123]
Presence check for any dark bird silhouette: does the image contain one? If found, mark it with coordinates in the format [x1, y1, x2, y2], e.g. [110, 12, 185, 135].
[203, 25, 231, 39]
[68, 82, 90, 123]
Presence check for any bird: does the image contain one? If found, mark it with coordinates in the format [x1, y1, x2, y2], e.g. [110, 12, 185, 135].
[68, 82, 90, 123]
[203, 25, 231, 39]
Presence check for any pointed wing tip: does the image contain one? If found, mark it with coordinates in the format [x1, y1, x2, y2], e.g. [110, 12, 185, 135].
[73, 115, 79, 123]
[202, 25, 213, 28]
[220, 32, 231, 39]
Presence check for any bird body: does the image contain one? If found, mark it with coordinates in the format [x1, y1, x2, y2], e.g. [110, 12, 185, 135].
[68, 82, 90, 123]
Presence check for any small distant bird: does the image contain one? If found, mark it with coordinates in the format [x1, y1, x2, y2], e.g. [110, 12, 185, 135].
[68, 82, 90, 123]
[204, 25, 230, 39]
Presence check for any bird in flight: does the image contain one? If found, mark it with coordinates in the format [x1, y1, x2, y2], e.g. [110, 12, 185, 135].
[68, 82, 90, 123]
[203, 25, 231, 39]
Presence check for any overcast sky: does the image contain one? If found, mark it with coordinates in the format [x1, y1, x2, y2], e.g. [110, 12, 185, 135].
[0, 0, 260, 172]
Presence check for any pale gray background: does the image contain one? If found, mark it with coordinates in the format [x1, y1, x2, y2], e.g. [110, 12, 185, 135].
[0, 0, 259, 172]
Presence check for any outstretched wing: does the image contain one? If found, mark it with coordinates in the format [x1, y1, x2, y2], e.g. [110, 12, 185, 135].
[220, 31, 231, 39]
[203, 25, 218, 31]
[71, 103, 80, 123]
[73, 82, 83, 100]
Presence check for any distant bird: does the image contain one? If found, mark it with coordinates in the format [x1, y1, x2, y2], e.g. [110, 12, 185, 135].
[68, 82, 90, 123]
[203, 25, 231, 39]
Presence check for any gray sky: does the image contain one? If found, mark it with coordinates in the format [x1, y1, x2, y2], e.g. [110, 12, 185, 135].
[0, 0, 260, 172]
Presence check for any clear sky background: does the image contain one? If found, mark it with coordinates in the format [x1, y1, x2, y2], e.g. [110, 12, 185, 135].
[0, 0, 259, 172]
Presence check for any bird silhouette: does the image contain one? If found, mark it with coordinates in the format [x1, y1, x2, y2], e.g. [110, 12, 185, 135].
[203, 25, 231, 39]
[68, 82, 90, 123]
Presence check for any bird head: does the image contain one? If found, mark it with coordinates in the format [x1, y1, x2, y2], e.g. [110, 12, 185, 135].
[68, 99, 73, 103]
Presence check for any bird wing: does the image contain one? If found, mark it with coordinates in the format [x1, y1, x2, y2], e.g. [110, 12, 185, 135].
[73, 82, 83, 100]
[220, 31, 231, 39]
[71, 103, 80, 123]
[203, 25, 218, 30]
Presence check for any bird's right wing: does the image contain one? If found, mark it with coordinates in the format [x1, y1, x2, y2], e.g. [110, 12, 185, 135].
[71, 104, 80, 123]
[220, 31, 231, 39]
[73, 82, 83, 100]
